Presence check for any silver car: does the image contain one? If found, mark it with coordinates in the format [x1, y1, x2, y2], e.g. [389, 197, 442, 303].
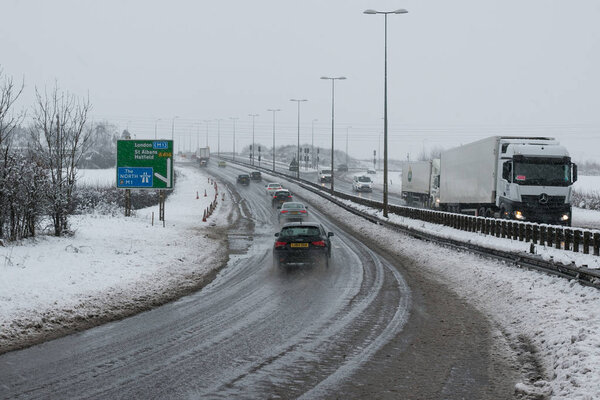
[277, 202, 309, 223]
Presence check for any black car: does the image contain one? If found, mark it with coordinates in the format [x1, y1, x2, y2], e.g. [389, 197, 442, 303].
[273, 222, 334, 268]
[250, 171, 262, 181]
[337, 164, 348, 172]
[237, 174, 250, 185]
[271, 189, 292, 208]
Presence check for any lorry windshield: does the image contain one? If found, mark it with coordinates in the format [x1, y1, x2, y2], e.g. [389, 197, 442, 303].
[513, 159, 571, 186]
[321, 170, 332, 175]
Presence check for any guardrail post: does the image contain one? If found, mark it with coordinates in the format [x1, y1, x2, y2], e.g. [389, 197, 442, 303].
[594, 233, 600, 256]
[518, 223, 525, 241]
[564, 229, 572, 251]
[546, 226, 554, 247]
[555, 228, 562, 250]
[573, 230, 581, 253]
[532, 224, 539, 244]
[525, 224, 532, 242]
[583, 231, 590, 255]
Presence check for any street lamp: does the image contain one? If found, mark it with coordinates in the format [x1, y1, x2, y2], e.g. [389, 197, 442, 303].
[364, 8, 408, 217]
[320, 76, 347, 194]
[311, 119, 318, 169]
[267, 109, 281, 172]
[215, 119, 223, 157]
[171, 116, 179, 153]
[230, 117, 238, 161]
[154, 118, 162, 139]
[203, 120, 210, 147]
[290, 99, 307, 179]
[249, 114, 259, 165]
[346, 126, 351, 166]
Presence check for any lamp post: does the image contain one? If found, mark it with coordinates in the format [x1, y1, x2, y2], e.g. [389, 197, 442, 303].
[320, 76, 346, 194]
[311, 119, 317, 169]
[346, 126, 351, 166]
[290, 99, 307, 179]
[215, 119, 223, 157]
[230, 117, 238, 161]
[203, 120, 210, 147]
[364, 8, 408, 217]
[249, 114, 259, 165]
[171, 116, 179, 152]
[267, 108, 281, 172]
[154, 118, 162, 139]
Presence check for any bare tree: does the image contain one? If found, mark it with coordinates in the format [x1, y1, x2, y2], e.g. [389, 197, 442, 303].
[0, 68, 25, 239]
[30, 84, 93, 236]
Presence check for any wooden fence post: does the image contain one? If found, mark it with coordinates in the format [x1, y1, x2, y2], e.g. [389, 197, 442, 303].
[564, 229, 572, 251]
[525, 224, 532, 243]
[573, 230, 581, 253]
[547, 227, 554, 248]
[532, 224, 539, 244]
[555, 228, 562, 250]
[583, 231, 590, 255]
[594, 232, 600, 256]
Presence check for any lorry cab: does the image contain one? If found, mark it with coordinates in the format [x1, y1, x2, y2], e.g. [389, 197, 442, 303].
[497, 138, 576, 225]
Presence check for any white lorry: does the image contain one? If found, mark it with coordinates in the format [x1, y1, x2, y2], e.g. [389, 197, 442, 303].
[436, 136, 577, 225]
[401, 160, 440, 207]
[196, 147, 210, 167]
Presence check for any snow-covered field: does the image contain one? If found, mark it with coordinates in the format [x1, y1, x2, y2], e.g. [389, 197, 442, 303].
[574, 175, 600, 194]
[0, 164, 232, 352]
[77, 168, 116, 187]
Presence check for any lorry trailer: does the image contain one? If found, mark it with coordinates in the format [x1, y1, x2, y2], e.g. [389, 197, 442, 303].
[436, 136, 577, 225]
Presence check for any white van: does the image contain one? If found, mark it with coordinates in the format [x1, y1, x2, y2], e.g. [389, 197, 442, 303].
[352, 175, 373, 192]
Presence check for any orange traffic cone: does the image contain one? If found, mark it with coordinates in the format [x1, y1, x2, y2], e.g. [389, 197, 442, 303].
[202, 209, 207, 222]
[196, 191, 199, 199]
[204, 189, 207, 197]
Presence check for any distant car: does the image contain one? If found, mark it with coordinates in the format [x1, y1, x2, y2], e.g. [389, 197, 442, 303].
[218, 160, 226, 167]
[318, 169, 332, 183]
[273, 222, 334, 268]
[337, 164, 348, 172]
[265, 182, 283, 196]
[278, 202, 308, 223]
[199, 159, 208, 167]
[367, 169, 376, 174]
[352, 175, 373, 192]
[272, 189, 293, 208]
[250, 171, 262, 181]
[237, 174, 250, 185]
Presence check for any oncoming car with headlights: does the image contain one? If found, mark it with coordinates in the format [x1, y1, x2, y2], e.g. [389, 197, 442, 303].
[352, 175, 373, 192]
[273, 222, 333, 268]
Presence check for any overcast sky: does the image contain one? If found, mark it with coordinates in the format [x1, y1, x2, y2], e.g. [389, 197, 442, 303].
[3, 0, 600, 161]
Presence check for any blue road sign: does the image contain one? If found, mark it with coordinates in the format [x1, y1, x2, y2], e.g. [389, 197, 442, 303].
[117, 167, 154, 188]
[153, 141, 169, 150]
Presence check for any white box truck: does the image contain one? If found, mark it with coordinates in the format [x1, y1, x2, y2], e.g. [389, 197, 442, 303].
[401, 160, 440, 207]
[196, 147, 210, 166]
[438, 136, 577, 225]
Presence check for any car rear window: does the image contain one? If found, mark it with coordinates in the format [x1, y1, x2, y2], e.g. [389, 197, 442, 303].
[358, 176, 371, 182]
[280, 226, 321, 237]
[282, 203, 303, 210]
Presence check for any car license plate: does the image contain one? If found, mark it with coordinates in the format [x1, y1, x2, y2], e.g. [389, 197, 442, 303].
[290, 243, 308, 248]
[291, 211, 299, 215]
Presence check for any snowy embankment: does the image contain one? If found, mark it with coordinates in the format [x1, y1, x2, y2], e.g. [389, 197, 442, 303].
[261, 171, 600, 400]
[0, 164, 232, 353]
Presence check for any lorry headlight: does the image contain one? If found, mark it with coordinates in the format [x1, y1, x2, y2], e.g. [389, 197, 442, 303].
[561, 214, 570, 221]
[514, 210, 525, 220]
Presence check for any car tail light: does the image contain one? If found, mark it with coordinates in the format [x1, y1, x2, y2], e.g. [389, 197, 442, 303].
[275, 241, 287, 248]
[273, 195, 277, 199]
[311, 240, 326, 247]
[288, 195, 292, 198]
[300, 210, 307, 213]
[280, 210, 289, 214]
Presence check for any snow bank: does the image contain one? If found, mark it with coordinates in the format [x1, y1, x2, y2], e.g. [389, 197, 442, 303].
[0, 163, 233, 353]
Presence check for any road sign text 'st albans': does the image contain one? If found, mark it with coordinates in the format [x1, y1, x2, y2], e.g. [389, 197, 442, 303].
[117, 140, 174, 189]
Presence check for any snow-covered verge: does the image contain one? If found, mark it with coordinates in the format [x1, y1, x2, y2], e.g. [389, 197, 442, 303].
[0, 164, 233, 354]
[270, 174, 600, 399]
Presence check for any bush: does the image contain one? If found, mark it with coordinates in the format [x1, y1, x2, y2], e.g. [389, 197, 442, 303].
[572, 190, 600, 211]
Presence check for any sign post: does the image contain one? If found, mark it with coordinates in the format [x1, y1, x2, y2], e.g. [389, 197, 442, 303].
[117, 140, 174, 218]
